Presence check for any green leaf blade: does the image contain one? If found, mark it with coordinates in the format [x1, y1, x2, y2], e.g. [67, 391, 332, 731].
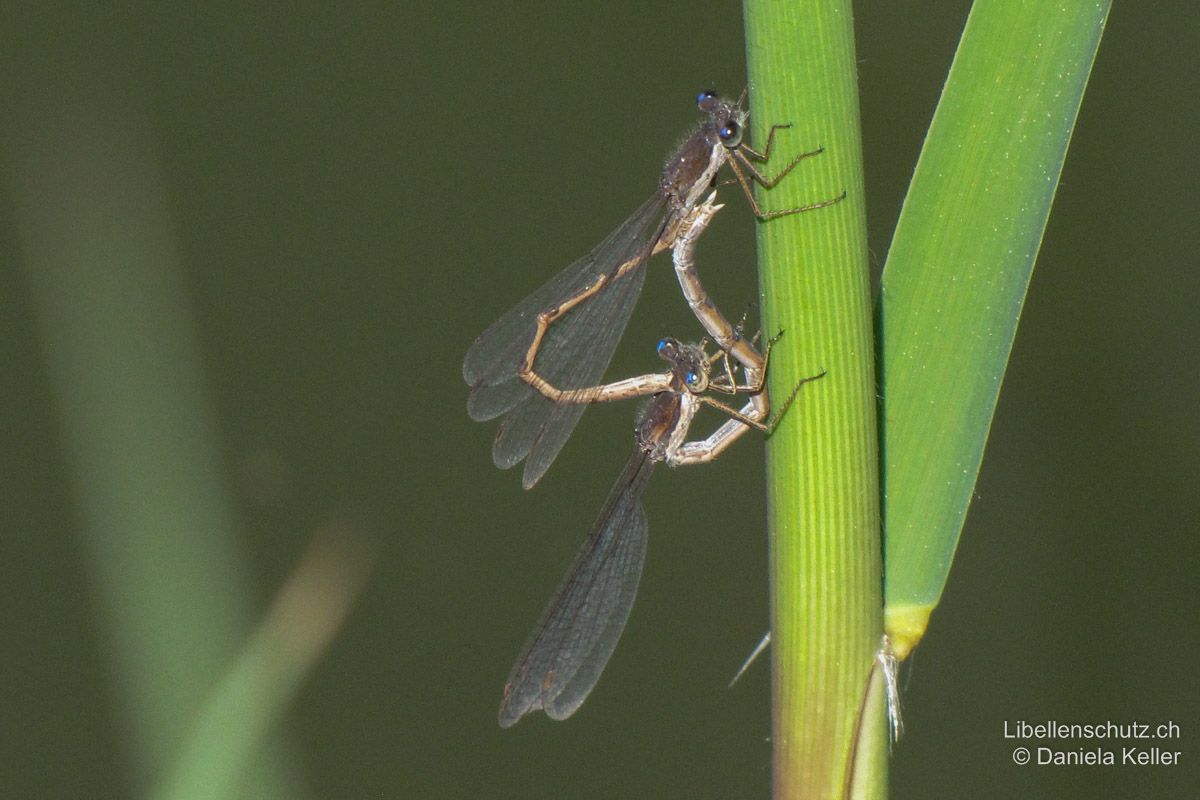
[880, 1, 1111, 657]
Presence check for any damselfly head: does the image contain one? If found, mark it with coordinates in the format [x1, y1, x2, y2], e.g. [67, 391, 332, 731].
[695, 90, 746, 150]
[657, 338, 710, 393]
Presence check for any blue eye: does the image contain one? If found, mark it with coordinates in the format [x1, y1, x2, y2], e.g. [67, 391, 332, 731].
[686, 371, 698, 385]
[720, 121, 740, 141]
[697, 89, 718, 109]
[657, 338, 668, 353]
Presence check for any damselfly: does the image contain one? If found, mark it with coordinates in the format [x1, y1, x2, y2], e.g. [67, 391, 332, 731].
[498, 335, 822, 726]
[464, 90, 841, 489]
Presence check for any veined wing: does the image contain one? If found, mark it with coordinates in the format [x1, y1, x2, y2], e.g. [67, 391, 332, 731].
[497, 449, 656, 727]
[463, 193, 666, 488]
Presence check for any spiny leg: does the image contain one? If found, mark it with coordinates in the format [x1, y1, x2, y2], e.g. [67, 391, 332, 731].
[738, 125, 817, 165]
[761, 369, 826, 431]
[735, 142, 825, 183]
[726, 154, 847, 221]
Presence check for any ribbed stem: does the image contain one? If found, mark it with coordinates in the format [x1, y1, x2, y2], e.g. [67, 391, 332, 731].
[743, 1, 885, 797]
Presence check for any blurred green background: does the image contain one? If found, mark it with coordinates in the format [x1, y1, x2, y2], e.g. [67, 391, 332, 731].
[2, 3, 1196, 798]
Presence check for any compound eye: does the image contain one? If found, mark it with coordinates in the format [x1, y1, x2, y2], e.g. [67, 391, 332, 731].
[697, 89, 719, 111]
[719, 120, 742, 146]
[686, 371, 700, 386]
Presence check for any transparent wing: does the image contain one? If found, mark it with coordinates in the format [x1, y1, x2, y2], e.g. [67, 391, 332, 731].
[497, 449, 656, 727]
[463, 193, 666, 488]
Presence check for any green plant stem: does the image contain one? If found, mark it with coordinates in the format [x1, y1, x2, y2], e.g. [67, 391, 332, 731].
[744, 1, 884, 797]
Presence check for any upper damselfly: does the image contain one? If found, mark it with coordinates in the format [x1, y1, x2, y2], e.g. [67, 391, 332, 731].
[464, 90, 841, 489]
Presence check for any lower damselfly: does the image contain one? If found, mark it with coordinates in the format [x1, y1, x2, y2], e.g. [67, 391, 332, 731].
[498, 335, 822, 726]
